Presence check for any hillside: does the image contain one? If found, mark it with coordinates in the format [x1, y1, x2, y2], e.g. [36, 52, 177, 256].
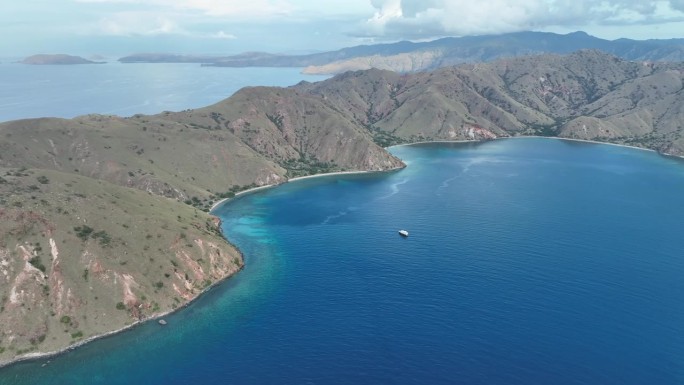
[2, 49, 684, 364]
[301, 50, 684, 155]
[0, 168, 242, 361]
[0, 92, 402, 364]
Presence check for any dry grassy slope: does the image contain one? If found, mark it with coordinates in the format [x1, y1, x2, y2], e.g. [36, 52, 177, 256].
[0, 168, 242, 362]
[167, 86, 404, 171]
[303, 69, 408, 127]
[302, 51, 444, 75]
[0, 114, 285, 201]
[300, 50, 684, 154]
[0, 83, 405, 363]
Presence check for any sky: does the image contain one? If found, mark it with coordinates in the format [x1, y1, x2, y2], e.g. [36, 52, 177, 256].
[2, 0, 684, 57]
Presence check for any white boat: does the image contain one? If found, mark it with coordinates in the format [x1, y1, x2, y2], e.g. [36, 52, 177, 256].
[398, 230, 409, 237]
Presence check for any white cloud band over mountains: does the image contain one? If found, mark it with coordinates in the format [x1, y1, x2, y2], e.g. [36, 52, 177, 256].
[3, 0, 684, 55]
[69, 0, 684, 38]
[362, 0, 684, 38]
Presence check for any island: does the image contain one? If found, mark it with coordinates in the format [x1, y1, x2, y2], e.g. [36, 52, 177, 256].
[1, 49, 683, 366]
[20, 54, 105, 65]
[118, 31, 684, 74]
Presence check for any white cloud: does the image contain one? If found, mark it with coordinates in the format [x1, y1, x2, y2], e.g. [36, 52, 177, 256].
[668, 0, 684, 12]
[96, 12, 185, 36]
[209, 30, 237, 39]
[174, 0, 293, 18]
[14, 0, 682, 54]
[91, 12, 239, 40]
[359, 0, 684, 38]
[67, 0, 371, 43]
[70, 0, 378, 20]
[72, 0, 295, 18]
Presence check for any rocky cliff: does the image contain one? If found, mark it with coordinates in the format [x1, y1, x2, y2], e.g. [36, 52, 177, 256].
[0, 169, 242, 362]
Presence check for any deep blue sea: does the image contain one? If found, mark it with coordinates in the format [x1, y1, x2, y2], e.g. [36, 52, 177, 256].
[2, 138, 684, 384]
[0, 62, 328, 122]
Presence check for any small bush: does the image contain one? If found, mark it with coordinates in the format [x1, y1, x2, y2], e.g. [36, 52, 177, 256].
[92, 230, 111, 246]
[74, 225, 94, 241]
[36, 175, 49, 184]
[28, 256, 46, 273]
[115, 302, 126, 310]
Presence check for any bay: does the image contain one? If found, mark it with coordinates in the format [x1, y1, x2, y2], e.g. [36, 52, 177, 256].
[0, 62, 328, 122]
[2, 138, 684, 384]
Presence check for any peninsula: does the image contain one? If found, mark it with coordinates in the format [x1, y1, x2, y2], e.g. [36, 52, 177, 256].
[1, 49, 684, 365]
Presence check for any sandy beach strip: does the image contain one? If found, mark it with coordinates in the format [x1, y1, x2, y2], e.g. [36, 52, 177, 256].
[210, 167, 405, 212]
[389, 135, 682, 159]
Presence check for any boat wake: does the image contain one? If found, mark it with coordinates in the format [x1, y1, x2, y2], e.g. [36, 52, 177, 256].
[376, 178, 409, 200]
[321, 210, 348, 225]
[461, 156, 506, 173]
[438, 175, 459, 191]
[321, 206, 359, 225]
[320, 176, 409, 225]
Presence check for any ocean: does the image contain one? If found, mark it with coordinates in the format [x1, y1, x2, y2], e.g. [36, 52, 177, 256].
[2, 138, 684, 384]
[0, 62, 328, 122]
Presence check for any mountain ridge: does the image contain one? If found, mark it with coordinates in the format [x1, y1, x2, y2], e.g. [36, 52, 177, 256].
[118, 31, 684, 74]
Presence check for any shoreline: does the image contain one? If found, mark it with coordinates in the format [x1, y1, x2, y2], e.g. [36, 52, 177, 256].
[209, 184, 278, 212]
[507, 136, 682, 159]
[388, 136, 655, 152]
[210, 168, 404, 213]
[0, 251, 245, 370]
[389, 135, 682, 159]
[1, 135, 677, 369]
[1, 167, 403, 369]
[513, 135, 661, 154]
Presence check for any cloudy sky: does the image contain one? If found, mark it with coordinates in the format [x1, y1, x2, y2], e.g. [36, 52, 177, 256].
[3, 0, 684, 57]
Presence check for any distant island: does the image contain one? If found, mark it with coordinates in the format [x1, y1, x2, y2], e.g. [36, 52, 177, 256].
[117, 53, 223, 63]
[118, 31, 684, 74]
[20, 54, 105, 65]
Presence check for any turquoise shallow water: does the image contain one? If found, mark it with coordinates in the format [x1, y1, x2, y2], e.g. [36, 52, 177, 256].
[2, 138, 684, 384]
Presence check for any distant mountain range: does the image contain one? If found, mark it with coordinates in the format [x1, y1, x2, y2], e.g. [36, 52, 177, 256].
[119, 31, 684, 74]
